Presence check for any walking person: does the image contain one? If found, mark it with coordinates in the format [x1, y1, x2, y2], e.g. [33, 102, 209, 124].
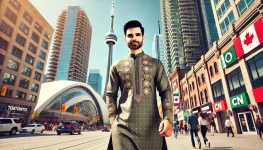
[210, 116, 215, 136]
[198, 112, 210, 148]
[225, 116, 234, 137]
[173, 120, 178, 138]
[187, 110, 201, 149]
[184, 121, 189, 135]
[255, 114, 263, 139]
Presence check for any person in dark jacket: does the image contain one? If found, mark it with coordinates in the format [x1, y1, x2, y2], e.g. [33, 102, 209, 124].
[187, 110, 201, 149]
[255, 115, 263, 139]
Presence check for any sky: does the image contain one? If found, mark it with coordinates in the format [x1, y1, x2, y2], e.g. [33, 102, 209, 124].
[29, 0, 161, 89]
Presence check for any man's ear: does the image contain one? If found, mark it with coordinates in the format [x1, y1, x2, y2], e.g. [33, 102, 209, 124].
[124, 37, 126, 43]
[143, 36, 145, 41]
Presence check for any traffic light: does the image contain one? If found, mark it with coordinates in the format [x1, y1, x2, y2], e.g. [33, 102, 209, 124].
[1, 85, 7, 96]
[61, 104, 66, 112]
[74, 107, 78, 114]
[87, 116, 91, 121]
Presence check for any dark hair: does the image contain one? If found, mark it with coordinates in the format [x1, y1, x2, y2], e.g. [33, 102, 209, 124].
[199, 112, 205, 119]
[123, 20, 144, 36]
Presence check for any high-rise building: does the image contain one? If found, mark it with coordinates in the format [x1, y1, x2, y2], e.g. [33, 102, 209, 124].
[211, 0, 256, 38]
[88, 69, 102, 95]
[0, 0, 53, 124]
[47, 6, 92, 83]
[152, 34, 166, 72]
[160, 0, 219, 74]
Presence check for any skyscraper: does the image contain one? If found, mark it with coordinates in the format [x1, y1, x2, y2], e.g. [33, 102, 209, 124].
[210, 0, 256, 38]
[88, 69, 102, 95]
[160, 0, 219, 74]
[152, 34, 166, 72]
[47, 6, 92, 83]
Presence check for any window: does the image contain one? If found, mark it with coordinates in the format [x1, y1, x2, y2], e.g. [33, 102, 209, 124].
[247, 51, 263, 88]
[16, 91, 26, 99]
[220, 11, 236, 35]
[19, 22, 29, 35]
[189, 84, 192, 92]
[217, 0, 231, 19]
[15, 34, 26, 47]
[9, 0, 21, 11]
[201, 74, 206, 83]
[0, 119, 12, 124]
[192, 82, 195, 90]
[23, 11, 32, 24]
[28, 43, 37, 54]
[31, 32, 40, 43]
[31, 83, 39, 92]
[29, 95, 37, 102]
[214, 62, 218, 73]
[211, 80, 225, 101]
[41, 40, 49, 50]
[198, 77, 201, 86]
[34, 22, 42, 33]
[34, 71, 42, 81]
[21, 66, 31, 77]
[11, 46, 22, 59]
[44, 32, 51, 39]
[0, 37, 9, 50]
[25, 54, 34, 65]
[194, 95, 197, 106]
[237, 0, 254, 15]
[2, 72, 16, 85]
[5, 89, 13, 97]
[7, 59, 19, 71]
[36, 61, 44, 70]
[0, 20, 13, 37]
[204, 89, 208, 103]
[200, 91, 204, 105]
[4, 7, 17, 24]
[39, 50, 46, 60]
[226, 67, 244, 91]
[19, 78, 29, 89]
[210, 66, 214, 77]
[214, 0, 220, 6]
[0, 54, 4, 65]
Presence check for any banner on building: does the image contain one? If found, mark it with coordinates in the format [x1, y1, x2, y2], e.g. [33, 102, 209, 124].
[220, 45, 237, 69]
[173, 93, 179, 104]
[178, 111, 184, 121]
[234, 17, 263, 58]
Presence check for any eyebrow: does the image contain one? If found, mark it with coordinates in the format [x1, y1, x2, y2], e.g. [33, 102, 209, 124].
[127, 33, 141, 36]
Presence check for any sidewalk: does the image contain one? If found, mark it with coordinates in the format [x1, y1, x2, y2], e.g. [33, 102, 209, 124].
[166, 133, 262, 150]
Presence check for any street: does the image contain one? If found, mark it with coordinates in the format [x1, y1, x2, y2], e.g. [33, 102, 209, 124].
[0, 131, 262, 150]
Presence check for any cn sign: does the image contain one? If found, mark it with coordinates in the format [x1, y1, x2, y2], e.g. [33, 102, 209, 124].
[213, 100, 228, 112]
[230, 92, 249, 108]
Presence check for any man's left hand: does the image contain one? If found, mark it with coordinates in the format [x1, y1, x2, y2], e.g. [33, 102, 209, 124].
[159, 120, 172, 137]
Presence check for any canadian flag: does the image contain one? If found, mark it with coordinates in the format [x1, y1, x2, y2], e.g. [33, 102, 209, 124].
[173, 93, 179, 104]
[234, 18, 263, 58]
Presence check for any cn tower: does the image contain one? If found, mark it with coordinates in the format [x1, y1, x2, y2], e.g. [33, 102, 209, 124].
[103, 0, 117, 101]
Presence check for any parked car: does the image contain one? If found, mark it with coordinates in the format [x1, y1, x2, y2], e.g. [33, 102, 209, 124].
[20, 124, 45, 134]
[102, 125, 110, 132]
[56, 121, 81, 135]
[0, 118, 22, 135]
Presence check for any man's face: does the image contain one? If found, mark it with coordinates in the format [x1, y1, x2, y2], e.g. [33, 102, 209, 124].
[125, 27, 145, 50]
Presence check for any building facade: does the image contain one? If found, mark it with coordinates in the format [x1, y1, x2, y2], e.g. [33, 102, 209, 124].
[170, 0, 263, 134]
[87, 69, 102, 96]
[211, 0, 255, 38]
[160, 0, 219, 75]
[0, 0, 53, 124]
[47, 6, 92, 83]
[152, 34, 167, 73]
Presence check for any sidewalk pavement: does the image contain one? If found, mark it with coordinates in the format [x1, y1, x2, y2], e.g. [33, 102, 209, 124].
[166, 132, 262, 150]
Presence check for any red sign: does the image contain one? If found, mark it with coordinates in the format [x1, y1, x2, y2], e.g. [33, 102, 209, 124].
[212, 100, 228, 112]
[253, 86, 263, 103]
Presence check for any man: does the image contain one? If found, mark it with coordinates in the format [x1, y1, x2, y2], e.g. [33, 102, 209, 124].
[255, 115, 263, 139]
[173, 119, 178, 138]
[225, 116, 234, 137]
[106, 20, 173, 150]
[187, 110, 201, 149]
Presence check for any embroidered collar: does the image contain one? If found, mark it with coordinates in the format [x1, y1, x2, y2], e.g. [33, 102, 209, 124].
[128, 51, 144, 59]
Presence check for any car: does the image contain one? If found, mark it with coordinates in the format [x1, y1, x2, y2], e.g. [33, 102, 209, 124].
[20, 124, 45, 134]
[102, 125, 110, 132]
[0, 118, 22, 135]
[56, 121, 81, 135]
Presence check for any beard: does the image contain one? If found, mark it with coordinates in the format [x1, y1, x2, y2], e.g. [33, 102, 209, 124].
[128, 41, 143, 50]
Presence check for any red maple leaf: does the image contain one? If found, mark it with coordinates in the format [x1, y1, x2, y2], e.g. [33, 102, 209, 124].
[243, 32, 254, 46]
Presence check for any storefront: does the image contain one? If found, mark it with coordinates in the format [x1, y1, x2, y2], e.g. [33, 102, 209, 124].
[212, 100, 228, 133]
[192, 106, 200, 114]
[252, 86, 263, 114]
[230, 92, 256, 134]
[0, 102, 31, 122]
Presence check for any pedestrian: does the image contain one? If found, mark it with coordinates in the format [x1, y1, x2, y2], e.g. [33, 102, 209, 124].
[225, 116, 234, 137]
[173, 120, 178, 138]
[180, 122, 184, 134]
[106, 20, 173, 150]
[184, 121, 188, 135]
[198, 112, 210, 148]
[210, 116, 216, 136]
[255, 114, 263, 139]
[187, 110, 201, 149]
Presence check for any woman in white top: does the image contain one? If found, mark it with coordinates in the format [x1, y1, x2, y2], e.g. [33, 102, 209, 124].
[198, 112, 210, 148]
[225, 116, 234, 137]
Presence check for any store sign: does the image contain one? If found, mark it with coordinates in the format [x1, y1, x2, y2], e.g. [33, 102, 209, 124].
[252, 86, 263, 103]
[213, 100, 228, 112]
[192, 106, 200, 114]
[230, 93, 249, 108]
[8, 105, 28, 112]
[178, 111, 184, 121]
[220, 45, 237, 69]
